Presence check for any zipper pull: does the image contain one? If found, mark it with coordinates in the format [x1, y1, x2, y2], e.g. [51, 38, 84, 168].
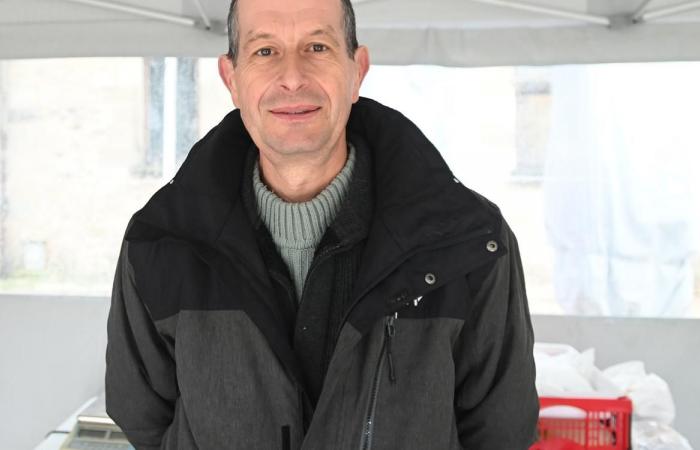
[385, 314, 397, 384]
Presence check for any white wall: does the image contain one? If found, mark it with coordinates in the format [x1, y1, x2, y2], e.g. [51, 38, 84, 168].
[0, 295, 109, 450]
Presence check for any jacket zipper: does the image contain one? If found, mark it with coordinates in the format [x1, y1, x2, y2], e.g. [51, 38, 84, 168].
[281, 228, 492, 448]
[359, 314, 396, 450]
[385, 314, 397, 384]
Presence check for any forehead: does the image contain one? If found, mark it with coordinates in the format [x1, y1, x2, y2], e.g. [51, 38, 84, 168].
[236, 0, 344, 36]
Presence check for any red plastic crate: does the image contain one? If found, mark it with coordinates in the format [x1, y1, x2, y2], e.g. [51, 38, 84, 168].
[529, 396, 633, 450]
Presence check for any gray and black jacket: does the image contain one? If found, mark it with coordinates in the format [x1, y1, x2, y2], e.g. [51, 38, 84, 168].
[105, 97, 539, 450]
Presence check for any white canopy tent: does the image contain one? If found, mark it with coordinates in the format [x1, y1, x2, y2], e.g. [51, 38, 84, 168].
[1, 0, 700, 66]
[2, 2, 700, 450]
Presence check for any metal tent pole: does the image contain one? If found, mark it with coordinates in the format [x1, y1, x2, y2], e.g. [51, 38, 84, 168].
[191, 0, 212, 30]
[469, 0, 611, 26]
[641, 0, 700, 21]
[63, 0, 197, 27]
[162, 57, 178, 183]
[632, 0, 656, 22]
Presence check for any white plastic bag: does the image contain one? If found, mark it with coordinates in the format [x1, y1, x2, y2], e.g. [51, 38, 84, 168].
[534, 343, 622, 396]
[603, 361, 676, 425]
[534, 343, 596, 395]
[633, 421, 693, 450]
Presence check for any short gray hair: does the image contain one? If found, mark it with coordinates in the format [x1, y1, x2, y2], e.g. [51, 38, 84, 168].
[226, 0, 358, 64]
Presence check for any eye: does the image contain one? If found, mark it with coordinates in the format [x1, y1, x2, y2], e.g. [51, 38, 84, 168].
[255, 48, 273, 57]
[311, 43, 328, 52]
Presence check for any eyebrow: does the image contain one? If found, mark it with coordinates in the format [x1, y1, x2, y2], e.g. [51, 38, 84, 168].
[243, 26, 340, 49]
[308, 26, 340, 46]
[243, 31, 274, 50]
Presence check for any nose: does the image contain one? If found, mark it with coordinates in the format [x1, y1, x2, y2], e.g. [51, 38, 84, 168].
[277, 53, 308, 92]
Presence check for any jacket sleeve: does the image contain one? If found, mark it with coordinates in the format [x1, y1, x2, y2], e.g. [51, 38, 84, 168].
[105, 225, 178, 449]
[453, 220, 539, 449]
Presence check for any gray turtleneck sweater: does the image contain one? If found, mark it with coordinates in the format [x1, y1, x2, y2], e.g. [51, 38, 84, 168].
[252, 142, 356, 301]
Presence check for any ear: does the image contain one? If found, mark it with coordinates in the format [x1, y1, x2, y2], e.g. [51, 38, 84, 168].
[351, 45, 370, 103]
[218, 54, 240, 106]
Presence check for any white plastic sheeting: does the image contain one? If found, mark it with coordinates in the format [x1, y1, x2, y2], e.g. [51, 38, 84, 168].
[543, 64, 700, 316]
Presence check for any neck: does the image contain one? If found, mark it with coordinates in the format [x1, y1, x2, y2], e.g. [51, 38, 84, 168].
[257, 139, 349, 203]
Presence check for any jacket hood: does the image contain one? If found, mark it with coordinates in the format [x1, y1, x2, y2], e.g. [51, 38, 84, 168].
[128, 97, 499, 249]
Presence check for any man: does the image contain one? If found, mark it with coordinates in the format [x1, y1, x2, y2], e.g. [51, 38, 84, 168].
[105, 0, 539, 448]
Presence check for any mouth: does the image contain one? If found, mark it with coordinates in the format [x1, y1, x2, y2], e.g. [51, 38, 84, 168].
[269, 105, 321, 121]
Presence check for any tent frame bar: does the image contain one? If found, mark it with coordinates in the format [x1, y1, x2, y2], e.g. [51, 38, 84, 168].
[632, 0, 655, 21]
[63, 0, 197, 27]
[641, 0, 700, 21]
[191, 0, 212, 30]
[469, 0, 610, 26]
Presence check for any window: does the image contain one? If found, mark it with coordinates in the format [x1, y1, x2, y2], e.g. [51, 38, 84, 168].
[0, 57, 229, 296]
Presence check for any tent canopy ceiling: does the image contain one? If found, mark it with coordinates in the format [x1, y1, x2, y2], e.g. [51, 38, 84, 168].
[1, 0, 700, 66]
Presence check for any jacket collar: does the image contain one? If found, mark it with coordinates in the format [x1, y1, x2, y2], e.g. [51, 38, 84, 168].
[128, 96, 498, 257]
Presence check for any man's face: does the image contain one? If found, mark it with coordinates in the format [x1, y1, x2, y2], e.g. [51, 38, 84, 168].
[218, 0, 369, 160]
